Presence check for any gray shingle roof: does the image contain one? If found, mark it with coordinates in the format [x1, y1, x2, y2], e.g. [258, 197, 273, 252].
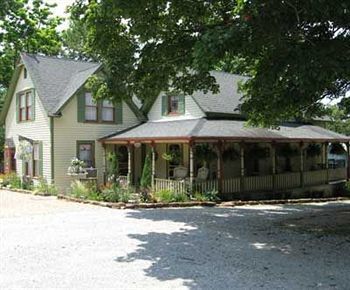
[102, 118, 350, 142]
[192, 71, 248, 115]
[21, 53, 101, 115]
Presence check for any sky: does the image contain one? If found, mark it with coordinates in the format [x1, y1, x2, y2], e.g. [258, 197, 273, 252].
[46, 0, 75, 29]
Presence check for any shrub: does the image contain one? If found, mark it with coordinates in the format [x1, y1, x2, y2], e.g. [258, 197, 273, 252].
[69, 180, 100, 200]
[0, 173, 22, 189]
[194, 189, 220, 202]
[153, 189, 189, 203]
[34, 177, 58, 196]
[140, 154, 152, 189]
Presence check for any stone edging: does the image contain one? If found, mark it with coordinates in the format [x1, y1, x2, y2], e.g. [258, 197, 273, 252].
[0, 186, 53, 196]
[57, 194, 216, 209]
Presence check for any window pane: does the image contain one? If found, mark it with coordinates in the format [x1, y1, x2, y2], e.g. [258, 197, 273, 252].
[27, 106, 32, 120]
[33, 143, 39, 160]
[79, 144, 93, 167]
[20, 94, 26, 108]
[85, 107, 97, 121]
[103, 100, 113, 108]
[26, 92, 32, 106]
[102, 107, 114, 121]
[169, 96, 179, 113]
[21, 108, 26, 121]
[85, 93, 95, 105]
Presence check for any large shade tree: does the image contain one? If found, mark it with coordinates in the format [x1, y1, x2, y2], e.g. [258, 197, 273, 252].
[70, 0, 349, 126]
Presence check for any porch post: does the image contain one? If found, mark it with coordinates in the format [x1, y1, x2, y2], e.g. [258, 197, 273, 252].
[102, 143, 107, 184]
[299, 142, 304, 188]
[346, 142, 350, 181]
[217, 141, 224, 194]
[271, 142, 276, 191]
[240, 142, 245, 193]
[189, 141, 194, 193]
[151, 142, 156, 190]
[325, 142, 329, 184]
[127, 143, 132, 186]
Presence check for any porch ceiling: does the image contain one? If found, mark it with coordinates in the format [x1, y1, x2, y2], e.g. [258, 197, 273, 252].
[100, 118, 350, 144]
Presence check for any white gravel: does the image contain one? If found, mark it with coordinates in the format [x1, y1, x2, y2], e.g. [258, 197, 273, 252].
[1, 190, 350, 289]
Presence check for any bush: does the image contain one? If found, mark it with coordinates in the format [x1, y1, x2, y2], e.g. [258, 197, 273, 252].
[0, 173, 22, 189]
[153, 189, 189, 203]
[140, 154, 152, 189]
[194, 189, 220, 202]
[70, 180, 101, 200]
[100, 183, 132, 203]
[34, 177, 58, 196]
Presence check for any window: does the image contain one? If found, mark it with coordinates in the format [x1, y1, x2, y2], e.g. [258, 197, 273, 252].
[33, 143, 40, 177]
[18, 91, 33, 122]
[85, 93, 98, 121]
[24, 68, 27, 79]
[77, 141, 95, 168]
[168, 96, 180, 114]
[101, 100, 114, 122]
[162, 95, 185, 116]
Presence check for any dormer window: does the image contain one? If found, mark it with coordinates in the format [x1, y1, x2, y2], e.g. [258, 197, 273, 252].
[161, 95, 185, 116]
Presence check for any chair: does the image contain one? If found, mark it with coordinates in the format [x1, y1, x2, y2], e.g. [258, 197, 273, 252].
[196, 167, 209, 182]
[174, 166, 188, 180]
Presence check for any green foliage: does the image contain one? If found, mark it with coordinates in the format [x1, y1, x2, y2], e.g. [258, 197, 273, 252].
[106, 151, 119, 183]
[34, 177, 58, 196]
[140, 154, 152, 189]
[326, 105, 350, 136]
[0, 173, 21, 189]
[0, 0, 62, 90]
[345, 181, 350, 195]
[69, 0, 350, 126]
[195, 144, 217, 166]
[194, 189, 220, 202]
[153, 189, 189, 203]
[70, 180, 101, 200]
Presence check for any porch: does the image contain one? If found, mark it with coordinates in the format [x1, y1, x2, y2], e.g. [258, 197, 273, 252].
[100, 119, 350, 200]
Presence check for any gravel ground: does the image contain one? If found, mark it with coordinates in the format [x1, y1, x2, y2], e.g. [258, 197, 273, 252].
[1, 190, 350, 289]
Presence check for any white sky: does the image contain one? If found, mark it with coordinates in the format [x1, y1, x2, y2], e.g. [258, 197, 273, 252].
[46, 0, 75, 29]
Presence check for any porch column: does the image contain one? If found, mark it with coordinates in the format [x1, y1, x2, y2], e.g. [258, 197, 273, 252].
[240, 142, 245, 193]
[325, 142, 329, 183]
[189, 141, 194, 193]
[347, 142, 350, 181]
[271, 142, 276, 191]
[102, 143, 107, 184]
[299, 142, 304, 188]
[216, 141, 224, 194]
[151, 143, 156, 190]
[127, 143, 132, 186]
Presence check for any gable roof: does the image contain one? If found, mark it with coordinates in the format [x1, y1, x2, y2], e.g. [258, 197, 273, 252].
[192, 71, 248, 117]
[21, 53, 101, 115]
[142, 71, 248, 118]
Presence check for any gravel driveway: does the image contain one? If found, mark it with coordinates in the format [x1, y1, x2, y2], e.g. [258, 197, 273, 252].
[1, 190, 350, 289]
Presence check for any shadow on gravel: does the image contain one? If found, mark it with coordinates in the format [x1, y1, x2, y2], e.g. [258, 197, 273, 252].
[114, 202, 350, 289]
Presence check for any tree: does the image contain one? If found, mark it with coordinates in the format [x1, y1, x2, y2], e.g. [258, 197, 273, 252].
[140, 154, 152, 189]
[326, 105, 350, 136]
[72, 0, 349, 126]
[0, 0, 62, 89]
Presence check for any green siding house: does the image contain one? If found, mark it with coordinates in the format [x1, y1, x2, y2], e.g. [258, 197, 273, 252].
[1, 53, 349, 198]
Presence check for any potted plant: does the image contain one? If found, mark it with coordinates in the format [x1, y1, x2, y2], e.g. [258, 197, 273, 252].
[67, 157, 86, 175]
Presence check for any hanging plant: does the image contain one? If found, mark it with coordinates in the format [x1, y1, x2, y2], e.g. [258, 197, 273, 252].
[330, 143, 346, 155]
[162, 152, 173, 161]
[222, 146, 239, 161]
[195, 144, 217, 167]
[276, 144, 298, 157]
[15, 140, 33, 161]
[246, 145, 269, 159]
[306, 144, 321, 158]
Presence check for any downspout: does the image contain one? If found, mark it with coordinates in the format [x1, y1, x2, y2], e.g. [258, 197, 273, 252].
[50, 117, 55, 183]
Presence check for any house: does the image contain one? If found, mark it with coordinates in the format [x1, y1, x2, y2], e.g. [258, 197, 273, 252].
[1, 53, 349, 198]
[0, 53, 141, 190]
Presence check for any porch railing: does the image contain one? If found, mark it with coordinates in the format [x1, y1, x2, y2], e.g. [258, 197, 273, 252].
[275, 172, 300, 190]
[329, 167, 347, 181]
[152, 168, 347, 195]
[244, 175, 273, 192]
[304, 169, 327, 186]
[154, 178, 187, 194]
[193, 179, 219, 193]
